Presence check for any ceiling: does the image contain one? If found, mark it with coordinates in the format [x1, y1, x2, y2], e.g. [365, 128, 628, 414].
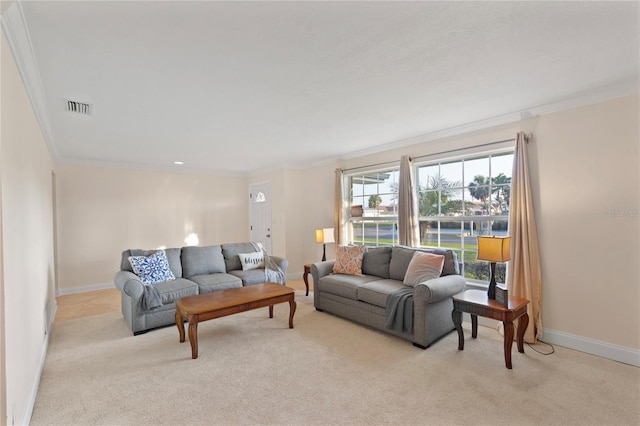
[6, 1, 640, 175]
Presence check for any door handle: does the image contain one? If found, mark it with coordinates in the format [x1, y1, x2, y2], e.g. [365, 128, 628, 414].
[266, 234, 271, 238]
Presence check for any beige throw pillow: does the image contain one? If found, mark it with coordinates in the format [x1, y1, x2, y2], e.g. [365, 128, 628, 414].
[333, 245, 366, 275]
[403, 252, 445, 287]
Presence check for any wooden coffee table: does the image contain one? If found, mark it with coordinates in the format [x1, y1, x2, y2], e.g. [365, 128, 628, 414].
[175, 283, 296, 359]
[452, 289, 529, 369]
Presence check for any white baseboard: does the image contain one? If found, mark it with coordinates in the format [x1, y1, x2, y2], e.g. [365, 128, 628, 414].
[56, 282, 114, 296]
[462, 316, 640, 367]
[541, 328, 640, 367]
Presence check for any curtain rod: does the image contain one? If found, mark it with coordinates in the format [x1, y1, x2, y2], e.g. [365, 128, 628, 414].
[342, 159, 399, 173]
[411, 138, 516, 162]
[342, 137, 519, 173]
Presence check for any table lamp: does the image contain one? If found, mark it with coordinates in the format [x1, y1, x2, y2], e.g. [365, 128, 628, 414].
[315, 228, 335, 261]
[476, 236, 511, 299]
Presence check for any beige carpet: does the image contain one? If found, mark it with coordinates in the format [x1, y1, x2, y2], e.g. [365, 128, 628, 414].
[32, 291, 639, 425]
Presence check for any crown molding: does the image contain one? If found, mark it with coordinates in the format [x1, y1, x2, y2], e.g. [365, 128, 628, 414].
[1, 1, 58, 160]
[335, 77, 639, 163]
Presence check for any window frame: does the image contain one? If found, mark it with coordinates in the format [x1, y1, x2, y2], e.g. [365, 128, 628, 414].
[342, 145, 514, 285]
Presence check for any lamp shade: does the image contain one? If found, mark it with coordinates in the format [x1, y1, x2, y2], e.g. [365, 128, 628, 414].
[477, 236, 511, 262]
[315, 228, 335, 244]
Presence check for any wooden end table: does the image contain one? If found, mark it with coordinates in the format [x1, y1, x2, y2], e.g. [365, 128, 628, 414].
[452, 289, 529, 369]
[303, 264, 311, 296]
[175, 283, 296, 359]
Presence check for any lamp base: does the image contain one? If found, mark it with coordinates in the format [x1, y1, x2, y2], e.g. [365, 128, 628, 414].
[321, 243, 326, 262]
[487, 262, 497, 299]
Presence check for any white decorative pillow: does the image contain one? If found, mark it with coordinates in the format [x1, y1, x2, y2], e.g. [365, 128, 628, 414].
[238, 251, 265, 271]
[333, 245, 366, 275]
[403, 252, 445, 287]
[128, 250, 175, 285]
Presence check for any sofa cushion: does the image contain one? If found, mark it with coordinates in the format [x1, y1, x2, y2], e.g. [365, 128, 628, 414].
[188, 273, 243, 294]
[362, 246, 392, 278]
[403, 252, 445, 287]
[181, 245, 226, 277]
[238, 251, 265, 271]
[318, 274, 379, 300]
[333, 245, 366, 275]
[121, 248, 183, 278]
[222, 243, 260, 272]
[357, 279, 406, 308]
[431, 248, 460, 276]
[229, 269, 267, 286]
[389, 246, 459, 280]
[128, 250, 176, 285]
[389, 247, 418, 281]
[146, 277, 198, 307]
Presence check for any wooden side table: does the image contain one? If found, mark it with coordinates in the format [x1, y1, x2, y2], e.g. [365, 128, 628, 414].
[452, 289, 529, 369]
[303, 264, 311, 296]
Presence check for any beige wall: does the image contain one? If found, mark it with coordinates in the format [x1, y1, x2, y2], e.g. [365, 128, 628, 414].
[1, 33, 56, 425]
[55, 164, 249, 291]
[534, 96, 639, 349]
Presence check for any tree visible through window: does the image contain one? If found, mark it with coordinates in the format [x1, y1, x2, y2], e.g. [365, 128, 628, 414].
[417, 152, 513, 282]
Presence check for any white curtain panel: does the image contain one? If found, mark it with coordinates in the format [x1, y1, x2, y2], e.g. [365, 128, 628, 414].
[507, 132, 543, 344]
[398, 155, 420, 247]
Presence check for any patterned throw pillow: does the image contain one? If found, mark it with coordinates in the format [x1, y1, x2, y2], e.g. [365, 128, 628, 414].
[128, 250, 176, 285]
[238, 251, 265, 271]
[403, 251, 445, 287]
[333, 245, 366, 275]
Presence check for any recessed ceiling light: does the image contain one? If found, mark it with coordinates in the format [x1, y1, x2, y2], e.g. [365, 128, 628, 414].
[173, 161, 184, 165]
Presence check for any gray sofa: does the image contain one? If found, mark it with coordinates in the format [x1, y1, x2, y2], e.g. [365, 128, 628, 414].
[312, 245, 465, 349]
[114, 242, 288, 335]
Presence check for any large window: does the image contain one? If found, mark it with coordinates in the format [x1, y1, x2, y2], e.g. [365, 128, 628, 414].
[417, 152, 513, 282]
[344, 149, 514, 283]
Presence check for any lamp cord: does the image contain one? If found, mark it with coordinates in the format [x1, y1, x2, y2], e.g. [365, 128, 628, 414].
[498, 323, 555, 356]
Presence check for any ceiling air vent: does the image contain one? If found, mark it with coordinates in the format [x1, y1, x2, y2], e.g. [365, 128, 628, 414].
[65, 99, 93, 116]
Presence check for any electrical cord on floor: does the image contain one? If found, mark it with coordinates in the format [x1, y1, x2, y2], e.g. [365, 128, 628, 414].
[527, 338, 555, 355]
[497, 323, 555, 355]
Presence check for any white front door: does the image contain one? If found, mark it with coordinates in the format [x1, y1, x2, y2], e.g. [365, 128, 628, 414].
[249, 182, 272, 254]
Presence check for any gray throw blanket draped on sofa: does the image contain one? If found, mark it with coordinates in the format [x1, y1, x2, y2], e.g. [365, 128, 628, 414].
[384, 286, 415, 334]
[142, 285, 163, 310]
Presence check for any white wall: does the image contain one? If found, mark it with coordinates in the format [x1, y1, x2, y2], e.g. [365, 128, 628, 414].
[55, 164, 249, 292]
[1, 32, 56, 426]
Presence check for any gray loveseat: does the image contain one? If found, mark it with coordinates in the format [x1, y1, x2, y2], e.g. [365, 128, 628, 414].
[312, 245, 465, 349]
[114, 242, 288, 335]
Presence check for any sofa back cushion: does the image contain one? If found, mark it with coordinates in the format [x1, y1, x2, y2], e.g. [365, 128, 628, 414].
[361, 246, 392, 278]
[221, 242, 261, 272]
[181, 245, 226, 277]
[120, 247, 183, 278]
[389, 246, 460, 281]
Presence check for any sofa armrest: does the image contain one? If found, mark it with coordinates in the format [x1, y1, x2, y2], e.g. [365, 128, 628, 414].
[269, 255, 289, 272]
[311, 260, 335, 283]
[414, 275, 466, 305]
[114, 270, 144, 300]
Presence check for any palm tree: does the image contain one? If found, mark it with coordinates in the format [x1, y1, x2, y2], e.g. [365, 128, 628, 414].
[419, 175, 460, 216]
[468, 175, 490, 205]
[492, 173, 511, 214]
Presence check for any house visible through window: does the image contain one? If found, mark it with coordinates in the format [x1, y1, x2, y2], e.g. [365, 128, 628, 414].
[344, 148, 514, 284]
